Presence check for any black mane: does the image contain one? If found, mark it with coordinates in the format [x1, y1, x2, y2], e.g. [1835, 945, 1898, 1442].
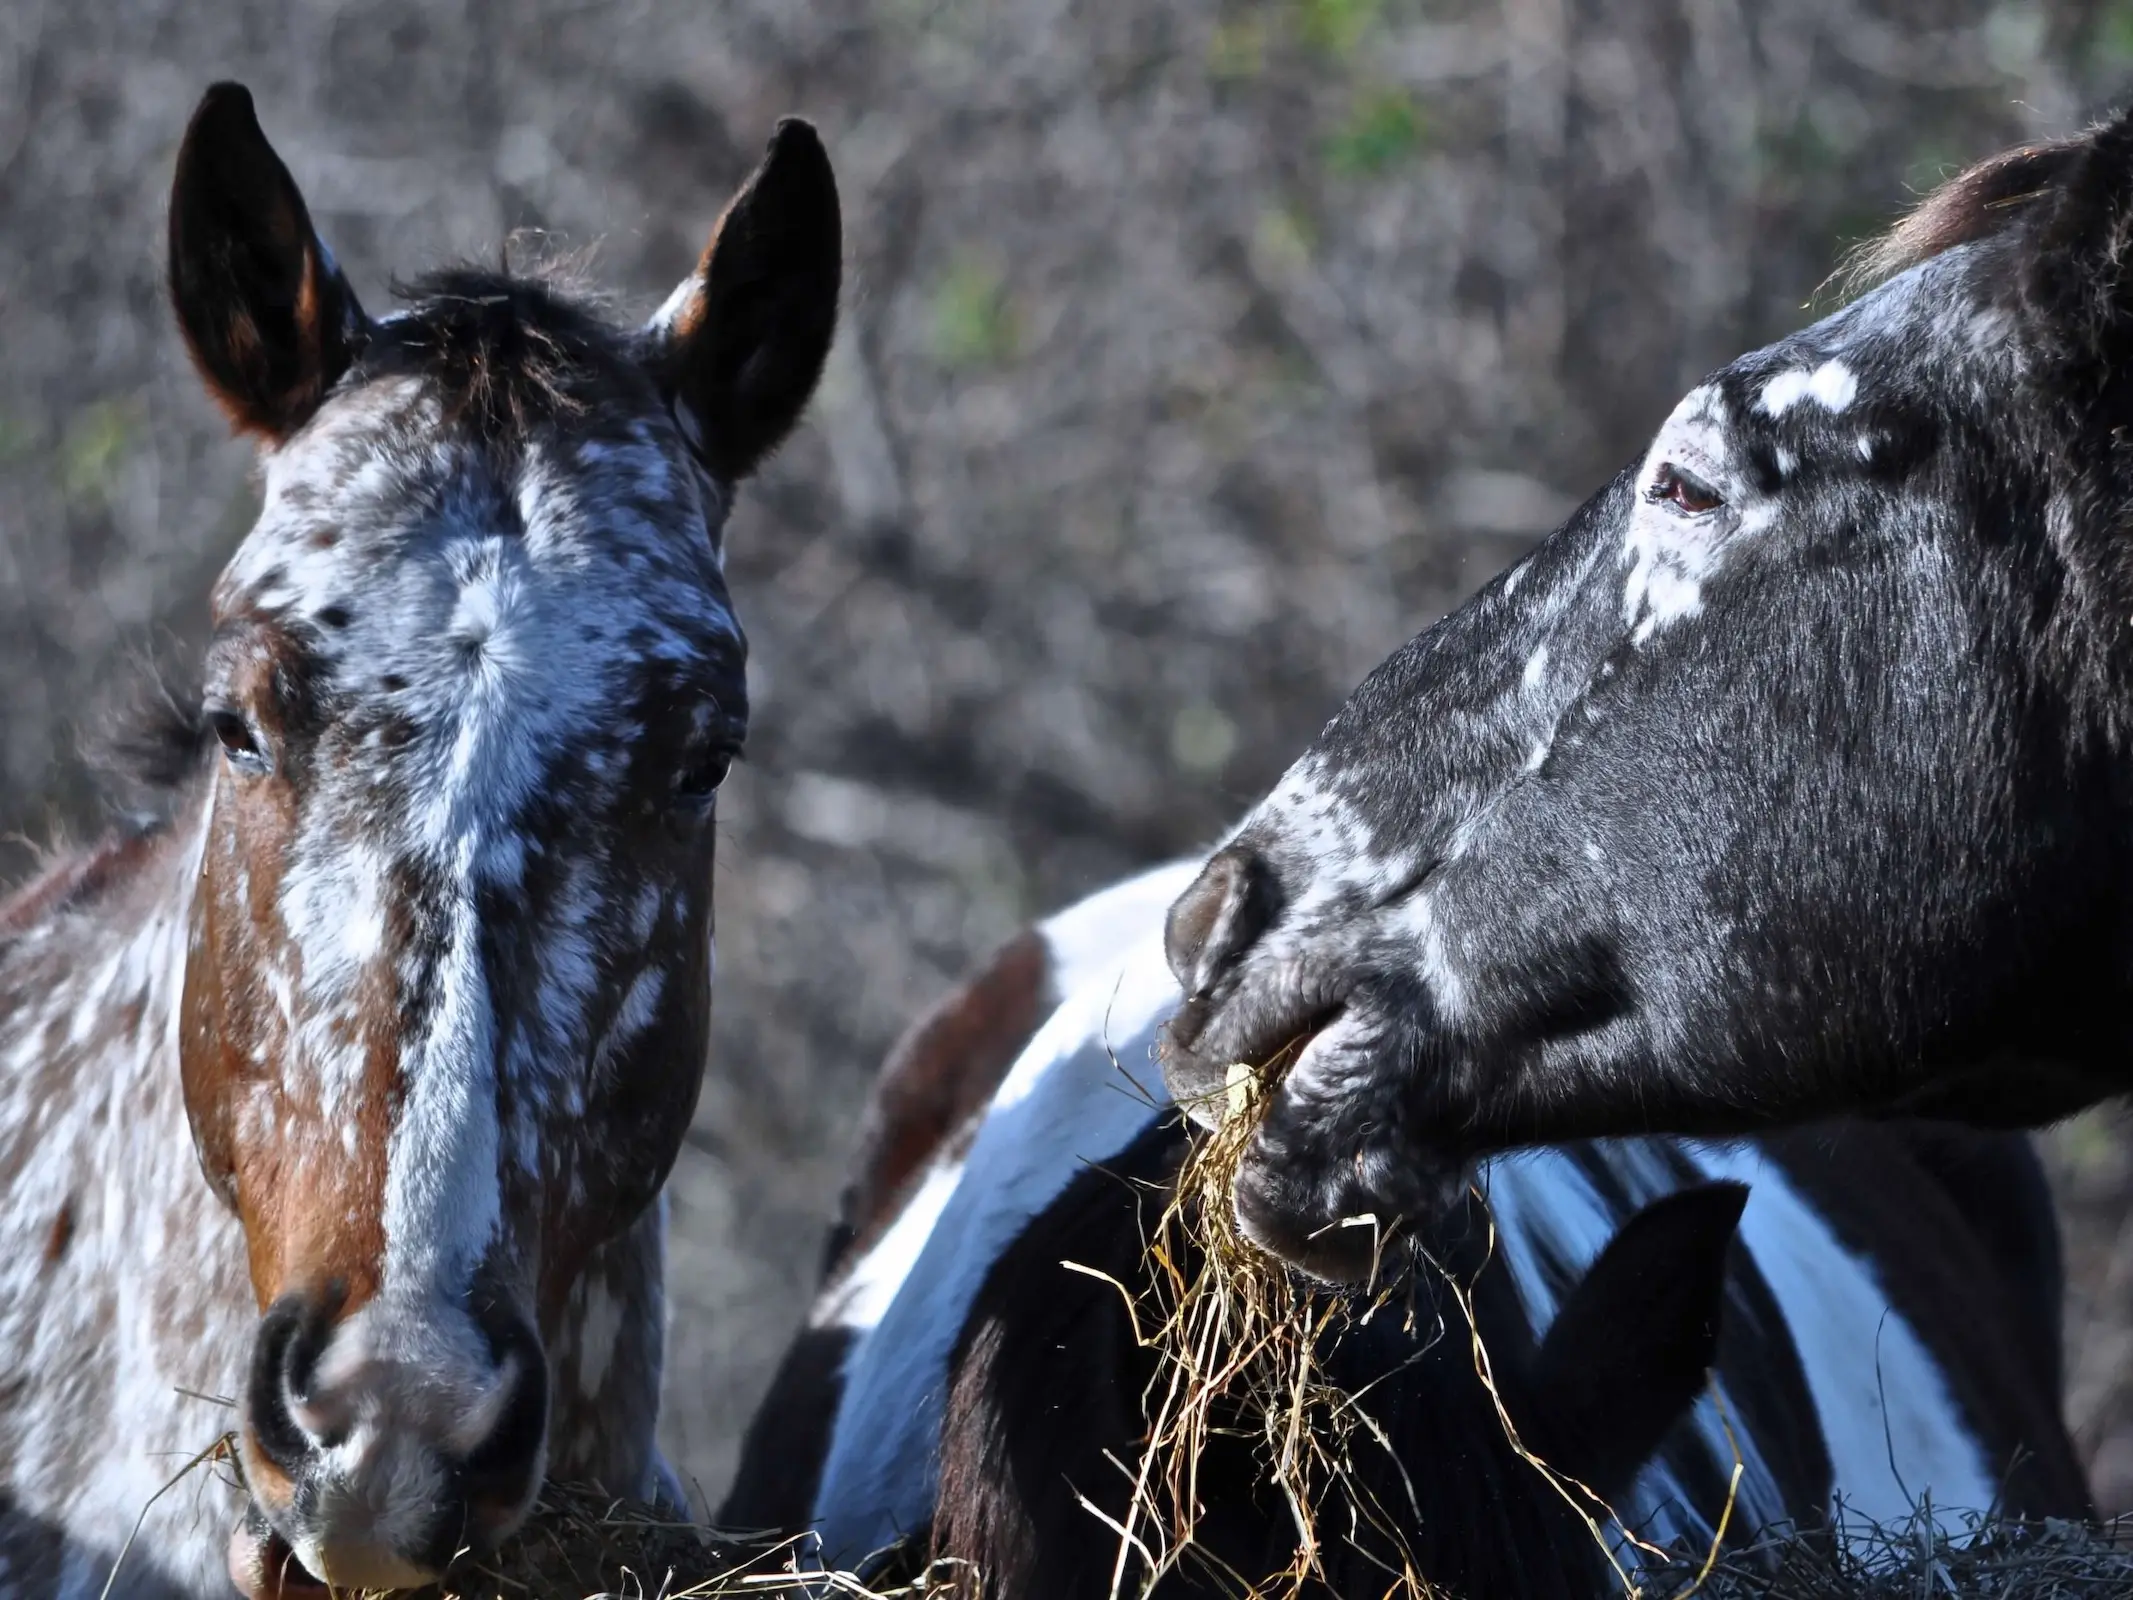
[361, 265, 654, 445]
[1838, 136, 2085, 294]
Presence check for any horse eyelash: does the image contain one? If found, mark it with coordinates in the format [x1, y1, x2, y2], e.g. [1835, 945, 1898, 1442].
[1646, 464, 1725, 516]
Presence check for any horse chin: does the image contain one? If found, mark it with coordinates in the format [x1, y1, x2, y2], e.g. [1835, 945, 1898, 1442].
[228, 1496, 457, 1600]
[1222, 1011, 1474, 1286]
[1232, 1141, 1467, 1288]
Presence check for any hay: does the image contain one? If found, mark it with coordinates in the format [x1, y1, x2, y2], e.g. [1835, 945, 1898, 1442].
[1096, 1037, 1704, 1600]
[1632, 1510, 2133, 1600]
[415, 1482, 962, 1600]
[421, 1483, 815, 1600]
[1077, 1038, 1451, 1600]
[112, 1439, 960, 1600]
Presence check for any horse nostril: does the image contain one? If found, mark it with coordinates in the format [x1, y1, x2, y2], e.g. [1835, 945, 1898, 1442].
[461, 1303, 550, 1521]
[247, 1290, 342, 1472]
[1165, 844, 1277, 998]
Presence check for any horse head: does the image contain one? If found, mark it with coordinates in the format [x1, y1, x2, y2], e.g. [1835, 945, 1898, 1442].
[162, 83, 837, 1590]
[1163, 112, 2133, 1282]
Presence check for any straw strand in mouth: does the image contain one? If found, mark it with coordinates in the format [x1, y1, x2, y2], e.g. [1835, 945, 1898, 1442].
[1084, 1030, 1751, 1600]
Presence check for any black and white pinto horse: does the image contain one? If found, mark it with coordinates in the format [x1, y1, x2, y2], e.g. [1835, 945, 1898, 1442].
[1157, 107, 2133, 1283]
[722, 868, 2089, 1599]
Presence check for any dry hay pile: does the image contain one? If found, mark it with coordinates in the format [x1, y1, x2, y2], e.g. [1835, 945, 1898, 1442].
[467, 1503, 2133, 1600]
[1635, 1512, 2133, 1600]
[415, 1483, 884, 1600]
[115, 1441, 957, 1600]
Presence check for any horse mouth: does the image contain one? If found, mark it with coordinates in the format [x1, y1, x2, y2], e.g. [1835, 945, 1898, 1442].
[227, 1511, 329, 1600]
[1164, 1002, 1343, 1129]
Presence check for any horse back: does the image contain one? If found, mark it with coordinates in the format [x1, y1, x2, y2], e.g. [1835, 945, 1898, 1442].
[1764, 1121, 2088, 1517]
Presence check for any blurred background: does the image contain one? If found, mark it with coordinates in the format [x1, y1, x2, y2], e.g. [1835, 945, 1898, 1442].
[7, 0, 2133, 1517]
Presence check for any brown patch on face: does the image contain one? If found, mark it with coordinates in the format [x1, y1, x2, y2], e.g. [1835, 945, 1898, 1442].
[839, 930, 1052, 1269]
[179, 622, 394, 1316]
[41, 1197, 74, 1267]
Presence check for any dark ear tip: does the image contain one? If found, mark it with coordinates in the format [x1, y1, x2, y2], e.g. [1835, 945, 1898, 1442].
[1705, 1178, 1750, 1223]
[764, 118, 837, 196]
[189, 82, 261, 136]
[768, 116, 824, 152]
[1673, 1177, 1750, 1238]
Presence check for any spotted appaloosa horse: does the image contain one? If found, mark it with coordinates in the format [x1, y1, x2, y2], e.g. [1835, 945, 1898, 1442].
[1155, 106, 2133, 1284]
[720, 869, 2089, 1600]
[0, 83, 838, 1598]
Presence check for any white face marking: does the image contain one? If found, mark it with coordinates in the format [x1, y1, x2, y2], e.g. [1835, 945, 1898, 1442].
[631, 882, 664, 943]
[382, 878, 501, 1290]
[1245, 760, 1409, 916]
[593, 965, 667, 1087]
[1757, 358, 1857, 417]
[1521, 644, 1549, 693]
[1621, 382, 1768, 642]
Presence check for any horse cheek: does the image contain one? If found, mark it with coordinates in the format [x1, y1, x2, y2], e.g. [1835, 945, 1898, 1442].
[179, 858, 244, 1216]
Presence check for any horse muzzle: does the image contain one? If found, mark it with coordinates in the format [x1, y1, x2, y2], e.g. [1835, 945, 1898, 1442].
[230, 1284, 549, 1595]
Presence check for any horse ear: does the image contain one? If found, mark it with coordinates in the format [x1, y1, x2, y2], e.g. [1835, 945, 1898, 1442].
[645, 118, 841, 482]
[2021, 108, 2133, 389]
[1517, 1181, 1749, 1506]
[168, 83, 365, 440]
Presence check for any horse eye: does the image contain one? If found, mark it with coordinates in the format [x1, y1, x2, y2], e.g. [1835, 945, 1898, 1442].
[1649, 464, 1724, 516]
[206, 706, 270, 776]
[672, 747, 736, 807]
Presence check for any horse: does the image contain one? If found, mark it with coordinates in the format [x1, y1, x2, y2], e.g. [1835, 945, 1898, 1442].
[0, 82, 839, 1599]
[1156, 106, 2133, 1283]
[720, 867, 2091, 1599]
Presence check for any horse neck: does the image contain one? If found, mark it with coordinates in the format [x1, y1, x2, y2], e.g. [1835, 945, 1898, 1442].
[0, 791, 257, 1585]
[0, 800, 210, 1181]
